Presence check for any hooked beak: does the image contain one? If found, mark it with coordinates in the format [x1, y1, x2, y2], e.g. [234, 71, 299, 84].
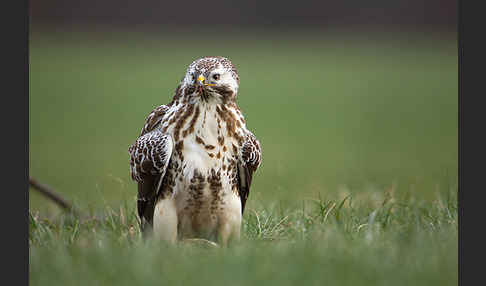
[197, 75, 205, 86]
[194, 75, 204, 94]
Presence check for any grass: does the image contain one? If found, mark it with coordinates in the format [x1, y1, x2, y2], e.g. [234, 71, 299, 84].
[29, 187, 457, 286]
[29, 28, 457, 285]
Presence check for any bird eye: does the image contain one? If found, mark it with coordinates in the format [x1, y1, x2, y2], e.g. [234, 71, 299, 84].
[191, 74, 196, 80]
[213, 74, 220, 80]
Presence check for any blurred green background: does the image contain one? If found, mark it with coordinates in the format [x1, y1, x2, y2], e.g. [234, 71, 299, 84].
[29, 28, 457, 214]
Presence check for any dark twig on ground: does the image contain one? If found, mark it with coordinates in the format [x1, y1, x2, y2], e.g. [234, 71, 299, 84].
[29, 176, 82, 217]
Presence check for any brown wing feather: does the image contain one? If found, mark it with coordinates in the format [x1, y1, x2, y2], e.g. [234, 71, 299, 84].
[237, 132, 262, 214]
[128, 129, 173, 234]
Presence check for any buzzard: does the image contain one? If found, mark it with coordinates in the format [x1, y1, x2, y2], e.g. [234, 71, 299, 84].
[128, 56, 261, 246]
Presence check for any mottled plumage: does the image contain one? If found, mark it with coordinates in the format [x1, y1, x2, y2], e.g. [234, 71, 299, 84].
[128, 56, 261, 245]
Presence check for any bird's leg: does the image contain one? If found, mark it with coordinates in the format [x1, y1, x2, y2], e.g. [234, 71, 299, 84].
[152, 198, 178, 243]
[217, 221, 240, 247]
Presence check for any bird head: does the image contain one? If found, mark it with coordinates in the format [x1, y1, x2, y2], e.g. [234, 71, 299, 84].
[180, 56, 240, 103]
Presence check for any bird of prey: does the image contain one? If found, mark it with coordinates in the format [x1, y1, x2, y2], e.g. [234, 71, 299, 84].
[128, 56, 261, 246]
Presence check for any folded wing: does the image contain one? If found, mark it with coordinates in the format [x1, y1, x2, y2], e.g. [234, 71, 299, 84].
[237, 131, 262, 214]
[129, 105, 173, 233]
